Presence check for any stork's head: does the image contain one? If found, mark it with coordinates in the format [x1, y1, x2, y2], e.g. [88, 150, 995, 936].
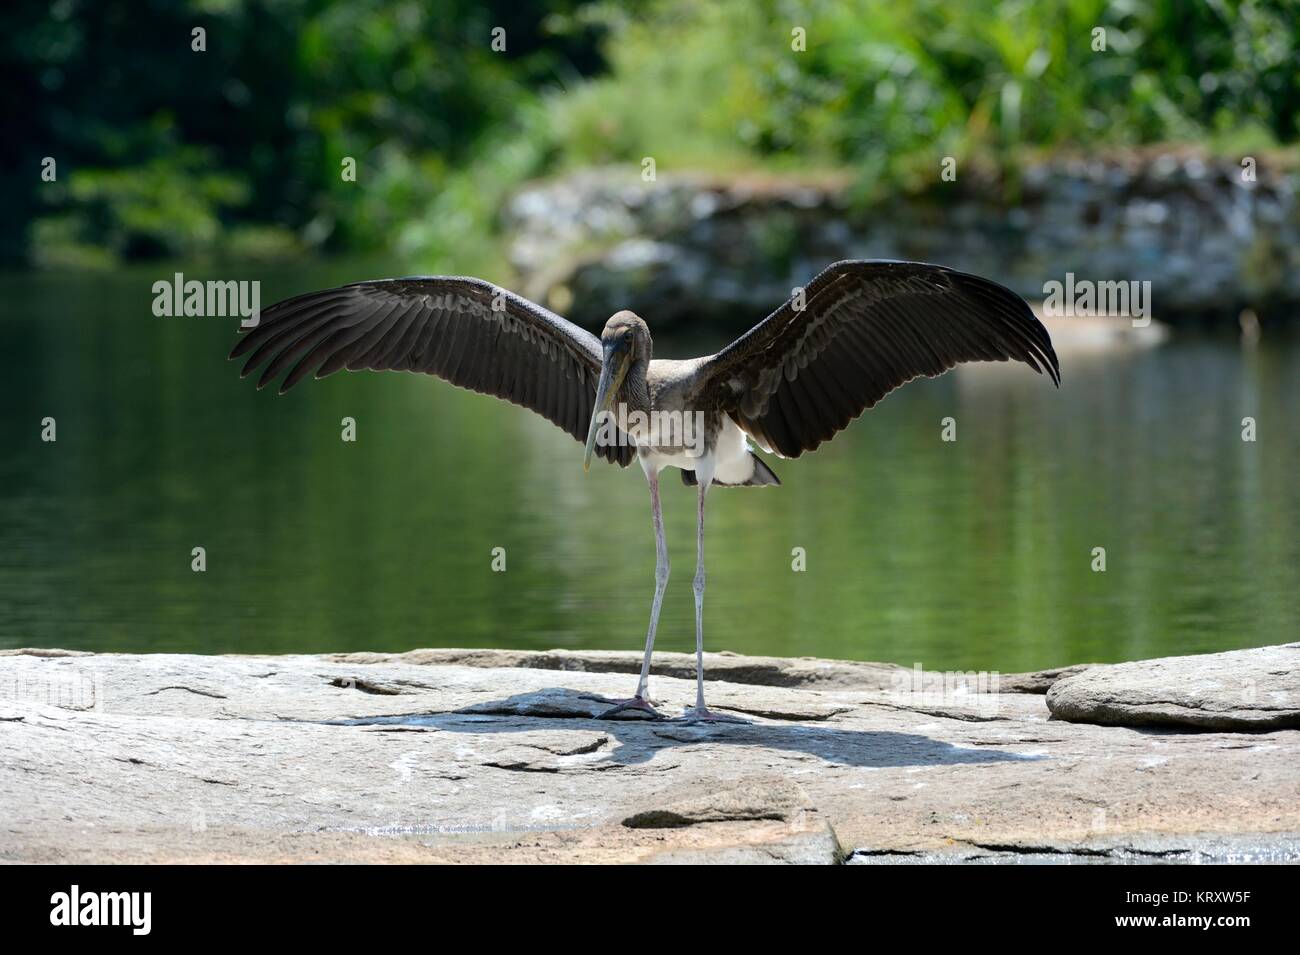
[600, 310, 650, 359]
[585, 311, 649, 471]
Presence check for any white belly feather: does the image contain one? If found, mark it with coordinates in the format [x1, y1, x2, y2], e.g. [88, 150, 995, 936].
[637, 417, 755, 486]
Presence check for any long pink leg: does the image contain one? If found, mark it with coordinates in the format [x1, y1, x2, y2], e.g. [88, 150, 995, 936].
[678, 477, 746, 724]
[598, 471, 669, 719]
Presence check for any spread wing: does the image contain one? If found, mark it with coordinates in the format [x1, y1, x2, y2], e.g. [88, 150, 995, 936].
[229, 276, 634, 466]
[697, 260, 1059, 458]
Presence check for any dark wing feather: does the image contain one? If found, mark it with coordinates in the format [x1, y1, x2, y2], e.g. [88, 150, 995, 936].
[229, 277, 634, 466]
[698, 260, 1059, 458]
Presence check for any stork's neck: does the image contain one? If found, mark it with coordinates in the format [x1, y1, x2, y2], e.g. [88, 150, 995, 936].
[621, 354, 652, 415]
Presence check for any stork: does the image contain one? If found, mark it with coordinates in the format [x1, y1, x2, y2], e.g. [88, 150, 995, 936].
[230, 260, 1059, 722]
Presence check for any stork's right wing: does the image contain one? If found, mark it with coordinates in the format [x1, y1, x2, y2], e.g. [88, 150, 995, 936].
[229, 276, 635, 466]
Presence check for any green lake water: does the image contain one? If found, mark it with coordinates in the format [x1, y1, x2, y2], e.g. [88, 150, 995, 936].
[1, 265, 1297, 671]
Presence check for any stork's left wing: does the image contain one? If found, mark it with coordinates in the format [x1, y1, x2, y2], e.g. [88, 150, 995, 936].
[697, 260, 1059, 458]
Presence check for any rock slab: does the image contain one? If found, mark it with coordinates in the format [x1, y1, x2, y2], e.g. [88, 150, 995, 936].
[1046, 644, 1300, 731]
[2, 645, 1298, 864]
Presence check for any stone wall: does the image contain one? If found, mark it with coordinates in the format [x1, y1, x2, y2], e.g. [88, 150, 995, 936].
[502, 154, 1300, 329]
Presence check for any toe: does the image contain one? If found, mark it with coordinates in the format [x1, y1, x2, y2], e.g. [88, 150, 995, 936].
[597, 699, 664, 720]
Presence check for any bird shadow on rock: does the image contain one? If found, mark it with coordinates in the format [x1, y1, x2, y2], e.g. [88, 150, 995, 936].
[347, 688, 1039, 769]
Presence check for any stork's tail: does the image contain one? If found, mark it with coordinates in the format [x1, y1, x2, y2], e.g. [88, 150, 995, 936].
[681, 453, 781, 488]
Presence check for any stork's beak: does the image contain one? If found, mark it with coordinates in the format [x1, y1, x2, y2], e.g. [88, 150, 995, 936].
[584, 341, 631, 471]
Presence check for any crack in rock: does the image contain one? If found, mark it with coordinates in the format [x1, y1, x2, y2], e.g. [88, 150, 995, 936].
[713, 703, 851, 722]
[329, 677, 403, 696]
[961, 840, 1187, 858]
[968, 737, 1068, 746]
[482, 761, 561, 774]
[361, 725, 438, 734]
[520, 735, 610, 757]
[144, 685, 228, 699]
[859, 700, 1010, 722]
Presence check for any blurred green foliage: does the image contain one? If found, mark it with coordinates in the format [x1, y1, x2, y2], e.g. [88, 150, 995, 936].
[5, 0, 1298, 269]
[547, 0, 1299, 190]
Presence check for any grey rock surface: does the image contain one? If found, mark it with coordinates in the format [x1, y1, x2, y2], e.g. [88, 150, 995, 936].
[1, 645, 1297, 864]
[1046, 644, 1300, 731]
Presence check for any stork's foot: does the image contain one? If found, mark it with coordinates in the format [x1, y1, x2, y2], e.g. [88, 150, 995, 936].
[597, 696, 665, 720]
[675, 706, 749, 725]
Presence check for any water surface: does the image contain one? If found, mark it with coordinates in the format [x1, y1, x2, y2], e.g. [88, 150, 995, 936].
[1, 265, 1296, 671]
